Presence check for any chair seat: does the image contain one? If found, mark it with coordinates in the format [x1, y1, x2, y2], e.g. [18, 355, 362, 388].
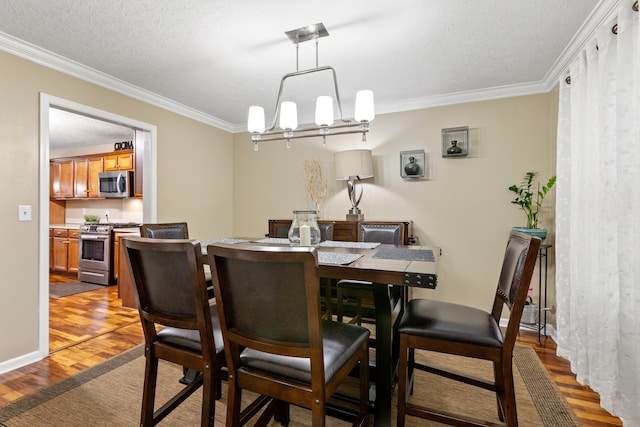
[240, 320, 369, 384]
[157, 305, 225, 355]
[399, 299, 503, 348]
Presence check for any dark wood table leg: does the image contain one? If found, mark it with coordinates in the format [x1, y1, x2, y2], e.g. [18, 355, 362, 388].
[371, 284, 403, 426]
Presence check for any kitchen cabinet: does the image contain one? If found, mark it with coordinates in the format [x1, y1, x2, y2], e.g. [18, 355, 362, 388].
[50, 159, 74, 199]
[51, 228, 79, 273]
[73, 158, 89, 198]
[68, 229, 79, 273]
[50, 149, 139, 199]
[87, 156, 104, 198]
[104, 151, 133, 171]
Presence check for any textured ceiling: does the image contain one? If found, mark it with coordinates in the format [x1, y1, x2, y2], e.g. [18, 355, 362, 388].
[0, 0, 602, 146]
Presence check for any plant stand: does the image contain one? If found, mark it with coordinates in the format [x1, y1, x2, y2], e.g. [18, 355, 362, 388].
[520, 244, 551, 346]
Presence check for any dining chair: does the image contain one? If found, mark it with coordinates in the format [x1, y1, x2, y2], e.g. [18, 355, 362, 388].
[207, 244, 370, 427]
[396, 231, 541, 427]
[122, 237, 226, 427]
[336, 221, 407, 326]
[140, 222, 189, 239]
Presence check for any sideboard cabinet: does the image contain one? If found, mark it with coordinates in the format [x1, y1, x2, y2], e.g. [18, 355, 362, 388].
[268, 219, 411, 245]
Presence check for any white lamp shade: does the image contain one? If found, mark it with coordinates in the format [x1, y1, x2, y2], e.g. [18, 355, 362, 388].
[247, 106, 265, 133]
[354, 90, 375, 122]
[334, 149, 374, 180]
[279, 101, 298, 130]
[315, 96, 334, 126]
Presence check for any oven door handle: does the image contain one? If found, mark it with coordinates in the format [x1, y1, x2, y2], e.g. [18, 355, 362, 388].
[80, 234, 109, 240]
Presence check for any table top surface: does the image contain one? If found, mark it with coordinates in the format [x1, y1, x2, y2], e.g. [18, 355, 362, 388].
[199, 238, 439, 287]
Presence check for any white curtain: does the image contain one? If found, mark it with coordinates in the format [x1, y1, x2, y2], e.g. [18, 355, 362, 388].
[556, 1, 640, 424]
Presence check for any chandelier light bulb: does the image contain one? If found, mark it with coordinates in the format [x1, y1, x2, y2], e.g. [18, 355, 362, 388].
[247, 106, 265, 133]
[355, 90, 375, 123]
[279, 101, 298, 130]
[315, 96, 334, 126]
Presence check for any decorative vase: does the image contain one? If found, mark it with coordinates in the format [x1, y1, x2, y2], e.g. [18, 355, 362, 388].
[288, 210, 321, 247]
[404, 156, 421, 176]
[512, 227, 547, 241]
[447, 140, 463, 155]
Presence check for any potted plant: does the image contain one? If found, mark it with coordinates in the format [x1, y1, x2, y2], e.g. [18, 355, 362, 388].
[508, 171, 556, 240]
[84, 214, 99, 224]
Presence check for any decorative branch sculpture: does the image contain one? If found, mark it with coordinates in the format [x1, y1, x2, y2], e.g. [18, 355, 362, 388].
[304, 157, 328, 214]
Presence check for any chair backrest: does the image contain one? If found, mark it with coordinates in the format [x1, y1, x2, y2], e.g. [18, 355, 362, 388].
[492, 231, 541, 349]
[140, 222, 189, 239]
[317, 220, 334, 242]
[208, 245, 323, 369]
[358, 221, 406, 245]
[123, 237, 215, 346]
[274, 220, 334, 242]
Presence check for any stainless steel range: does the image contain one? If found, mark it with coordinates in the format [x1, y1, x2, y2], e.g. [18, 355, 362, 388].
[78, 223, 140, 285]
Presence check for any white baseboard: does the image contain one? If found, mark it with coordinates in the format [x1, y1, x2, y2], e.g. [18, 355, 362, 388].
[499, 318, 557, 342]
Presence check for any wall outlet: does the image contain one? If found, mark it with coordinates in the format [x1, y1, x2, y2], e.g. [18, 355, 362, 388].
[19, 205, 32, 221]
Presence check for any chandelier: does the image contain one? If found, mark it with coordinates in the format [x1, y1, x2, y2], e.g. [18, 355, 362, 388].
[247, 23, 375, 151]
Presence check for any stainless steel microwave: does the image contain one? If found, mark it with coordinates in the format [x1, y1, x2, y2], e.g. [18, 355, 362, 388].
[98, 171, 133, 198]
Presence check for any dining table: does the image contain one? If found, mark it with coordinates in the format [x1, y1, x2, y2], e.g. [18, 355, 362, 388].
[200, 237, 440, 427]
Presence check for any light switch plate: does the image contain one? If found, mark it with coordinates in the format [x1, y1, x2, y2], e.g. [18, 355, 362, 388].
[18, 205, 32, 221]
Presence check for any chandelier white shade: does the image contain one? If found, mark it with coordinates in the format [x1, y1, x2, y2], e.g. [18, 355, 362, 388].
[279, 101, 298, 130]
[355, 90, 375, 122]
[247, 106, 265, 134]
[247, 23, 374, 150]
[315, 96, 334, 127]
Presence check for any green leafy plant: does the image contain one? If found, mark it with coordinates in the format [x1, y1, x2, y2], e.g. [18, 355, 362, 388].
[508, 171, 556, 229]
[84, 214, 99, 223]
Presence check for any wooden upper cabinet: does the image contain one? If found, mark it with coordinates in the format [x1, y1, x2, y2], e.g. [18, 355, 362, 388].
[50, 159, 74, 199]
[73, 158, 89, 198]
[87, 156, 104, 198]
[104, 151, 133, 171]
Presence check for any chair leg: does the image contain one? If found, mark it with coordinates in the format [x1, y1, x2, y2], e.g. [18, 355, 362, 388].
[141, 355, 159, 427]
[336, 287, 344, 322]
[201, 368, 215, 427]
[226, 378, 242, 427]
[396, 334, 409, 427]
[498, 360, 518, 426]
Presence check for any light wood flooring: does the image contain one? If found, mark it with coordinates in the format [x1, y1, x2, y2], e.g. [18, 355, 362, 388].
[0, 273, 623, 426]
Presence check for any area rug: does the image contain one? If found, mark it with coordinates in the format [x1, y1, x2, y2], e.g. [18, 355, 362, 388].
[0, 345, 580, 426]
[49, 282, 105, 298]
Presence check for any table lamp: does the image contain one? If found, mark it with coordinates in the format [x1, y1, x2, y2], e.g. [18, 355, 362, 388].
[334, 149, 374, 221]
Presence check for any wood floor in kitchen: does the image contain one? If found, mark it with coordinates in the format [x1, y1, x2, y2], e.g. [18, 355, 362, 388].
[0, 273, 623, 426]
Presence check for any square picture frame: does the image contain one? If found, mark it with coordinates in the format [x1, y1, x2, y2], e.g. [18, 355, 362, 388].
[400, 150, 426, 179]
[442, 126, 469, 158]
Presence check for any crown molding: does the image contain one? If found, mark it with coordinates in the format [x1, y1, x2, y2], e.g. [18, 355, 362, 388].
[0, 31, 235, 133]
[542, 0, 620, 91]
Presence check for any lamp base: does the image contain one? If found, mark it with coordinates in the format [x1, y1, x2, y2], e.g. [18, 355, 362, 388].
[346, 208, 364, 221]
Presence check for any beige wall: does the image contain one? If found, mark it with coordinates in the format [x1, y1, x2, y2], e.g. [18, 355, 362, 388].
[0, 50, 234, 364]
[232, 93, 557, 314]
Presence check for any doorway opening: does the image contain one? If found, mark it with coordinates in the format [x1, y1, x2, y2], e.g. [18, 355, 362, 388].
[39, 94, 157, 357]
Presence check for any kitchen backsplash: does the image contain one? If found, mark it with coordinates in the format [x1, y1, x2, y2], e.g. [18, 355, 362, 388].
[65, 198, 143, 224]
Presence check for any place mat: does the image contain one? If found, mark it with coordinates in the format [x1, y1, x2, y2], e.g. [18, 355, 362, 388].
[196, 238, 250, 246]
[252, 238, 290, 244]
[319, 241, 380, 249]
[372, 247, 436, 262]
[318, 251, 364, 265]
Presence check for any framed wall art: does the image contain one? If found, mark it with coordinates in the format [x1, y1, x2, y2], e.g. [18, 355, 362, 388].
[400, 150, 426, 179]
[442, 126, 469, 158]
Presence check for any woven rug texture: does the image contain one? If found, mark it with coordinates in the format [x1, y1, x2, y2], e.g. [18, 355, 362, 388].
[0, 345, 580, 426]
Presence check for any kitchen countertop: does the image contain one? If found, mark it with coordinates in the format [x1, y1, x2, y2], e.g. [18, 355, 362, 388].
[49, 224, 81, 229]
